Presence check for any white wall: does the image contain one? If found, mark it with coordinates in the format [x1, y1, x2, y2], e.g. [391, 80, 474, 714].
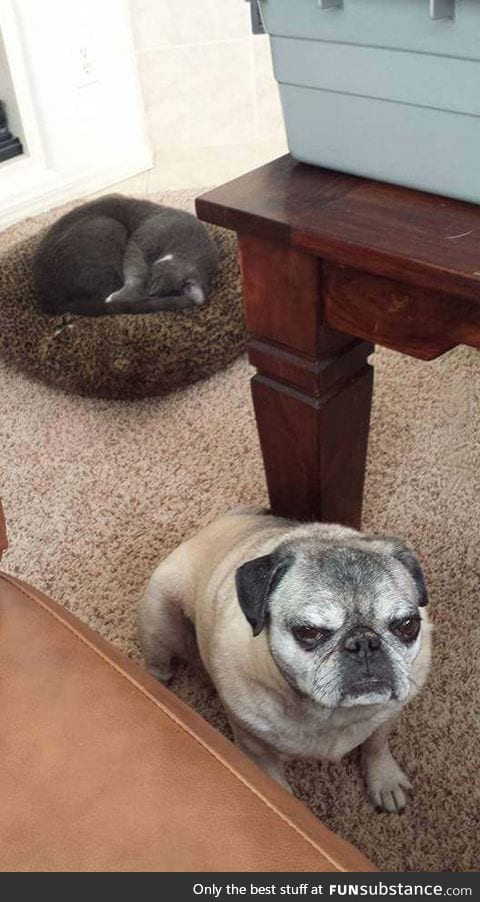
[128, 0, 287, 191]
[0, 0, 152, 226]
[13, 0, 150, 175]
[0, 0, 286, 225]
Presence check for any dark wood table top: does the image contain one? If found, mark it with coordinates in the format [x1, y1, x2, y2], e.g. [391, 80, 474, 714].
[196, 155, 480, 304]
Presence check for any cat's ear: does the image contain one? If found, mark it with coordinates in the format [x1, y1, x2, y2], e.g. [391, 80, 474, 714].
[182, 279, 205, 306]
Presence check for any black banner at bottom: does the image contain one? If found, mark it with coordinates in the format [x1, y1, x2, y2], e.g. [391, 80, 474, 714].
[0, 872, 478, 898]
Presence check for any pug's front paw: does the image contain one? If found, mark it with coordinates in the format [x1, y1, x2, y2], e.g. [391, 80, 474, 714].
[146, 663, 174, 684]
[366, 754, 412, 814]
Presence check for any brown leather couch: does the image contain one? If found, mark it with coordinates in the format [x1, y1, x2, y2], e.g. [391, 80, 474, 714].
[0, 502, 374, 872]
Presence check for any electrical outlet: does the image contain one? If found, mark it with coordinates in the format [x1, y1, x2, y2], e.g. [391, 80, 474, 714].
[77, 43, 99, 88]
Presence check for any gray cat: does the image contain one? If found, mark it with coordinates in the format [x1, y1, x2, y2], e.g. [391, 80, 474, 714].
[33, 194, 220, 316]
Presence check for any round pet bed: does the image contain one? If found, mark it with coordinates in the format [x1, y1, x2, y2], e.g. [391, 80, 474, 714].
[0, 216, 246, 399]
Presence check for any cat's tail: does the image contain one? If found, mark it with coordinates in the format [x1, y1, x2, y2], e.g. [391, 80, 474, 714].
[104, 292, 205, 315]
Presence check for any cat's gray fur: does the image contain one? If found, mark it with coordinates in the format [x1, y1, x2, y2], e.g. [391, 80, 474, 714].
[33, 195, 220, 316]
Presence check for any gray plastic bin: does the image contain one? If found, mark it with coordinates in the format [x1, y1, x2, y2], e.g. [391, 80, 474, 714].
[256, 0, 480, 203]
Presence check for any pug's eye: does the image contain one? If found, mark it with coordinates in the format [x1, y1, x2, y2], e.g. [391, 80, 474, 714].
[292, 625, 333, 647]
[389, 614, 421, 643]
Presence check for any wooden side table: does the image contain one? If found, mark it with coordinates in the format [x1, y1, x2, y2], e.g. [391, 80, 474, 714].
[196, 156, 480, 529]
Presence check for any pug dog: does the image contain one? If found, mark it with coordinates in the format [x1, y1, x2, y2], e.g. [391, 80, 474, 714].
[138, 510, 431, 813]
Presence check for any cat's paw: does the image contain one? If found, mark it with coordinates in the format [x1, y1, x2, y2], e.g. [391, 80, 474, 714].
[105, 288, 138, 305]
[105, 290, 121, 304]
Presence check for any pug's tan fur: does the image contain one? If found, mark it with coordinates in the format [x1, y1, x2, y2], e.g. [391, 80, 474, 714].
[138, 510, 431, 813]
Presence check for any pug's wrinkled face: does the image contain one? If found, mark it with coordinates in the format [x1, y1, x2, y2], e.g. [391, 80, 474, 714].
[235, 534, 428, 709]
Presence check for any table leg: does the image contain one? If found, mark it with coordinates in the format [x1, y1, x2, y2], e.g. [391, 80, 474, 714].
[238, 235, 374, 528]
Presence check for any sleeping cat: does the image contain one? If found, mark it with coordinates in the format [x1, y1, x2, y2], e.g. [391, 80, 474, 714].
[33, 194, 220, 316]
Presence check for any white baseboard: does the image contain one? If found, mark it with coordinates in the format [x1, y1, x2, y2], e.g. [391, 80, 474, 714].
[0, 152, 153, 230]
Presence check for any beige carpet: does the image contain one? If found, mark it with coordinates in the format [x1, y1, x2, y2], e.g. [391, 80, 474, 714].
[1, 195, 480, 873]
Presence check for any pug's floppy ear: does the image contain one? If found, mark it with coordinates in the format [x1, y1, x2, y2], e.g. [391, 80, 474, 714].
[235, 552, 291, 636]
[392, 544, 428, 607]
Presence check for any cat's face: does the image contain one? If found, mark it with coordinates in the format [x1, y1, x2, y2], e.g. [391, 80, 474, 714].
[148, 254, 205, 305]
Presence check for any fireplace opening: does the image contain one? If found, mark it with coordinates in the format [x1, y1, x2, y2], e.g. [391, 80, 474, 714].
[0, 99, 22, 163]
[0, 23, 25, 167]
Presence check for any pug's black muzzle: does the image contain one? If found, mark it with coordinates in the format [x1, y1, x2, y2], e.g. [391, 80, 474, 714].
[340, 627, 395, 700]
